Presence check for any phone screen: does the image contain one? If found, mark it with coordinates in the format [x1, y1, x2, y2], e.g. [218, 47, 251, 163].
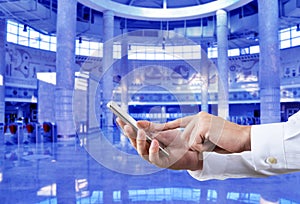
[107, 101, 169, 157]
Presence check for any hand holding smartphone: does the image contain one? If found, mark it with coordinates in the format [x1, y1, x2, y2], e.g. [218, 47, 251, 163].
[107, 101, 169, 157]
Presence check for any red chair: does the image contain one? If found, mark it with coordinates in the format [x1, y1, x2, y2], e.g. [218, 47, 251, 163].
[9, 124, 17, 134]
[26, 124, 34, 133]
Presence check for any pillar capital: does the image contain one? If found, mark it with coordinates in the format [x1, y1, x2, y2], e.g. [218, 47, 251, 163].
[216, 10, 227, 25]
[103, 10, 114, 17]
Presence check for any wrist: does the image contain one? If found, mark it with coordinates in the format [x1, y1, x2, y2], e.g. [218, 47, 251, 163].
[241, 125, 251, 151]
[190, 159, 203, 171]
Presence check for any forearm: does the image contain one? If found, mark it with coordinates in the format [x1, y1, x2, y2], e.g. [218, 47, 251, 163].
[222, 121, 251, 152]
[207, 115, 252, 153]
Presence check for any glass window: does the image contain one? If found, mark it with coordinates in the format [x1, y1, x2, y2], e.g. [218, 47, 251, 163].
[182, 45, 193, 52]
[182, 52, 194, 59]
[186, 27, 202, 37]
[75, 47, 80, 55]
[98, 43, 103, 57]
[29, 38, 39, 48]
[90, 41, 99, 50]
[208, 47, 218, 58]
[80, 48, 90, 56]
[113, 51, 121, 59]
[40, 41, 50, 50]
[163, 46, 171, 53]
[29, 29, 40, 39]
[128, 52, 136, 60]
[280, 39, 291, 49]
[135, 45, 145, 53]
[173, 46, 182, 53]
[164, 53, 174, 60]
[228, 48, 240, 56]
[9, 20, 300, 60]
[50, 36, 56, 44]
[40, 33, 49, 43]
[193, 51, 201, 59]
[291, 26, 300, 38]
[146, 45, 156, 52]
[155, 53, 165, 60]
[113, 44, 121, 59]
[145, 53, 156, 60]
[113, 44, 121, 52]
[80, 40, 90, 49]
[193, 45, 201, 53]
[134, 53, 146, 60]
[91, 49, 101, 57]
[50, 42, 56, 52]
[130, 45, 139, 52]
[292, 37, 300, 47]
[280, 29, 291, 41]
[18, 26, 28, 37]
[174, 28, 185, 36]
[7, 33, 18, 43]
[250, 45, 260, 54]
[19, 35, 29, 46]
[7, 22, 18, 34]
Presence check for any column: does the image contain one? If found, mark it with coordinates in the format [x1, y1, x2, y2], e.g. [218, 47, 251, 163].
[102, 10, 114, 128]
[200, 43, 209, 113]
[0, 19, 6, 125]
[216, 10, 229, 119]
[258, 0, 281, 123]
[120, 35, 129, 112]
[55, 0, 77, 138]
[119, 33, 129, 147]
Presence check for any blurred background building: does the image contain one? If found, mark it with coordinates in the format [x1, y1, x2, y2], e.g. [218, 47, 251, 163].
[0, 0, 300, 203]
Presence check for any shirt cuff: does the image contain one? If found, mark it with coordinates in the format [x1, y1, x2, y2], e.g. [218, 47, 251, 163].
[188, 151, 267, 181]
[188, 152, 227, 181]
[251, 123, 286, 170]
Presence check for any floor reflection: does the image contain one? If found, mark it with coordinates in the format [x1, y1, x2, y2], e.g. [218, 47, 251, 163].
[1, 134, 300, 204]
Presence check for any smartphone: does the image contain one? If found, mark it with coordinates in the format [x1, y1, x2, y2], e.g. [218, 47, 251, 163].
[107, 101, 169, 157]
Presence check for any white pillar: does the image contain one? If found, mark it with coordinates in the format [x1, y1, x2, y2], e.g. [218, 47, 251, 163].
[120, 35, 129, 111]
[201, 43, 209, 113]
[216, 10, 229, 119]
[119, 33, 129, 147]
[258, 0, 281, 123]
[0, 19, 6, 124]
[55, 0, 77, 137]
[102, 10, 115, 128]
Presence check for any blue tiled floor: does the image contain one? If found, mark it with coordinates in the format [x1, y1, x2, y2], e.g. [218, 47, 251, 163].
[1, 131, 300, 204]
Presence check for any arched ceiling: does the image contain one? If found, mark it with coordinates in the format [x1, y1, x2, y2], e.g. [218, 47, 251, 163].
[78, 0, 254, 21]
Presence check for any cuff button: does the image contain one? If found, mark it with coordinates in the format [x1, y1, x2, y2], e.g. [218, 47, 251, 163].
[266, 157, 277, 165]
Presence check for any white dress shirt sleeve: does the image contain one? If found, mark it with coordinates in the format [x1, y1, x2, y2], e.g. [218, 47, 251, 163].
[188, 111, 300, 181]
